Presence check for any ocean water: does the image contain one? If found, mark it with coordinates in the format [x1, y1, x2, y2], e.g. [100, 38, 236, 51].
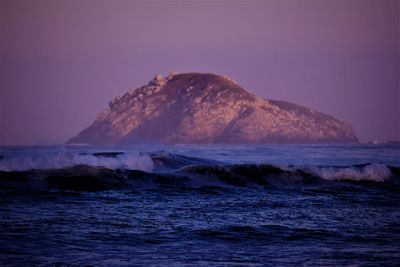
[0, 143, 399, 266]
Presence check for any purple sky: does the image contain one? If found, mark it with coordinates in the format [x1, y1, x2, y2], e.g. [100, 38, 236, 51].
[1, 1, 399, 145]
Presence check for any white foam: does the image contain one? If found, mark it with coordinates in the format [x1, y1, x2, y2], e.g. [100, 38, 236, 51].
[307, 163, 392, 182]
[0, 152, 154, 172]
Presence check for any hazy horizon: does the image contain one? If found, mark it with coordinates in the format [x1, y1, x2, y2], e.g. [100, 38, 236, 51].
[1, 1, 399, 145]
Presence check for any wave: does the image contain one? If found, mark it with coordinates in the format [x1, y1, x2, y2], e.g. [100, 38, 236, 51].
[0, 159, 398, 192]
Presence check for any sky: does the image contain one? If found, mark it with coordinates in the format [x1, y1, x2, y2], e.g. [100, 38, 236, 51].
[1, 1, 399, 145]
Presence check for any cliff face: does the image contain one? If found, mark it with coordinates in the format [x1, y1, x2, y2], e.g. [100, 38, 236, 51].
[68, 73, 358, 145]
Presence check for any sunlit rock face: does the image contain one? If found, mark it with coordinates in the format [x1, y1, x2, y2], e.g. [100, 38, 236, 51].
[68, 73, 358, 145]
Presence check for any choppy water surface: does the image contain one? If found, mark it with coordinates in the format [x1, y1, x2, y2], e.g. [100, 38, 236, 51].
[1, 144, 400, 266]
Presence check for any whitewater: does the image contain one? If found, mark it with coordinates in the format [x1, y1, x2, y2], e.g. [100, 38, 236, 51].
[1, 143, 399, 265]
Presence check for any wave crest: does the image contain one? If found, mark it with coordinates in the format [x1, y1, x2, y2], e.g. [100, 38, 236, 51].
[0, 151, 153, 172]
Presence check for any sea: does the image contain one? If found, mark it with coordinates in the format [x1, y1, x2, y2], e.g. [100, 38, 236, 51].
[0, 143, 399, 266]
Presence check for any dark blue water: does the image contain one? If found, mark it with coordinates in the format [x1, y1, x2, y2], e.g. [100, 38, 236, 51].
[1, 144, 400, 266]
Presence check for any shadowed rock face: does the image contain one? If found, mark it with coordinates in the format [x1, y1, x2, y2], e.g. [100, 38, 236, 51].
[68, 73, 358, 145]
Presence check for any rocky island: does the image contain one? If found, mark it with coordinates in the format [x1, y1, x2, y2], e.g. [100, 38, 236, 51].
[68, 73, 358, 145]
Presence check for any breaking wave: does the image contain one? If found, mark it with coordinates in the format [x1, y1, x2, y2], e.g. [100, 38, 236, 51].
[0, 151, 153, 172]
[304, 163, 392, 182]
[0, 151, 398, 192]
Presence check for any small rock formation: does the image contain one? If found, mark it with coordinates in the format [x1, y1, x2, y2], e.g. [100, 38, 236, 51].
[68, 73, 358, 145]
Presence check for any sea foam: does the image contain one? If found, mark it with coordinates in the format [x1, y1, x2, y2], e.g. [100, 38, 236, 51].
[306, 163, 392, 182]
[0, 151, 154, 172]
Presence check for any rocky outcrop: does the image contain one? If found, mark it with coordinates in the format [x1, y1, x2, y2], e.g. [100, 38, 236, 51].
[68, 73, 358, 145]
